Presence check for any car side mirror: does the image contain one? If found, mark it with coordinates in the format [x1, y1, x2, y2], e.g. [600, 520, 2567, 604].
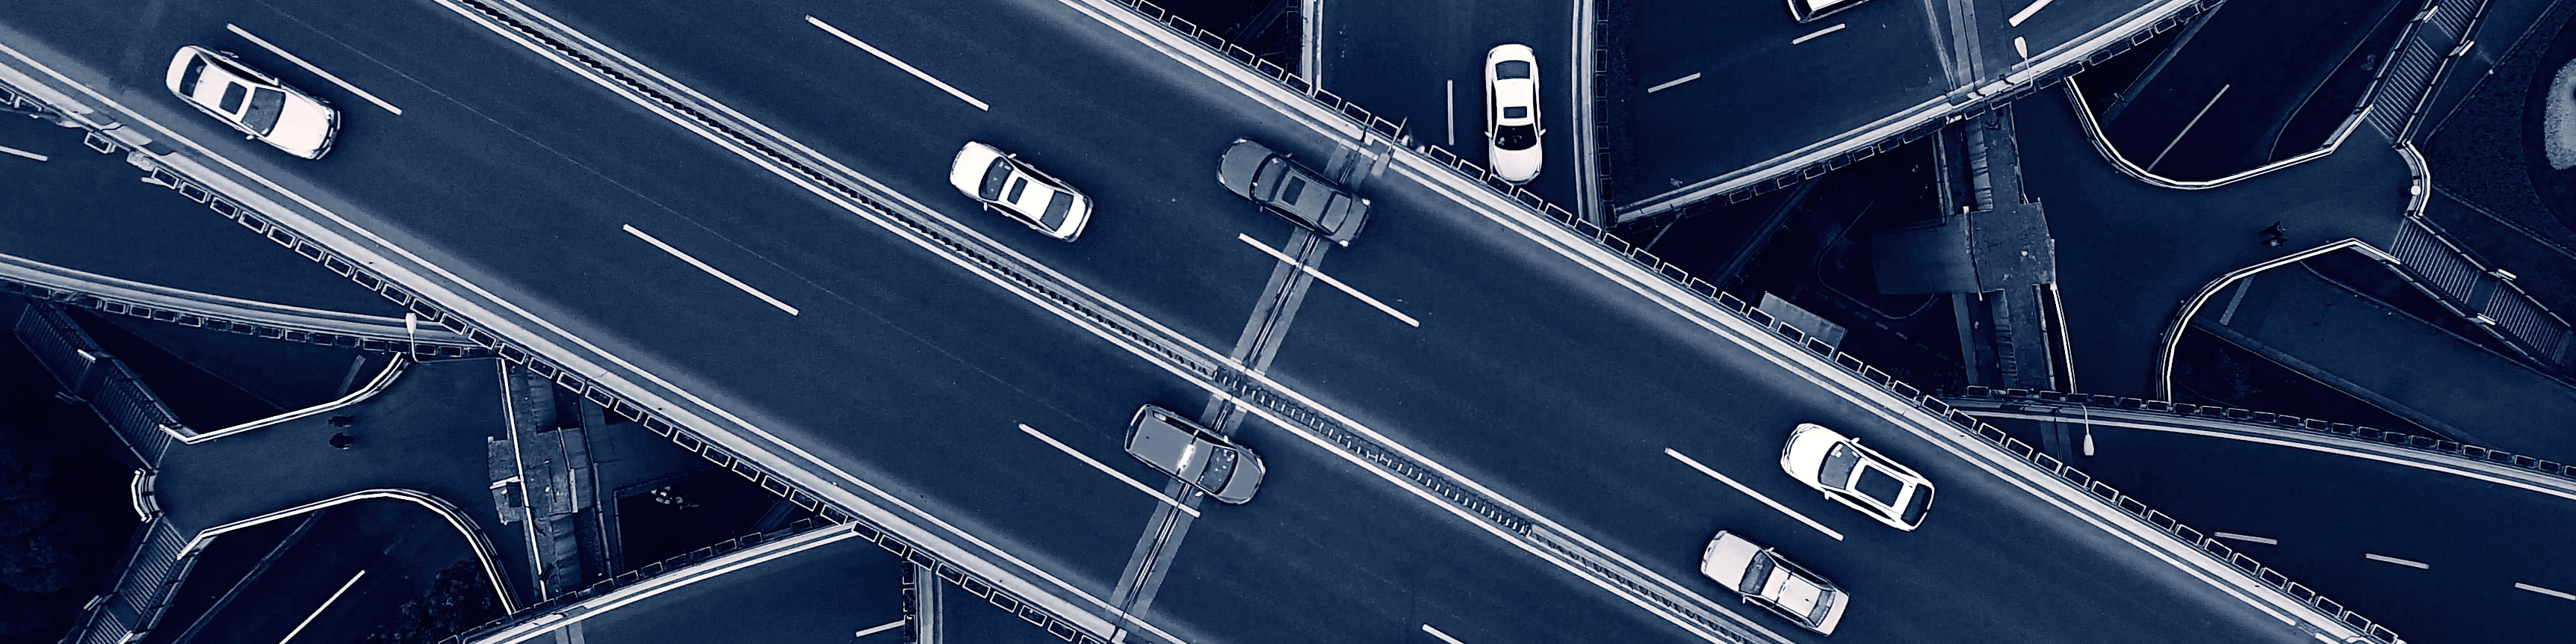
[245, 135, 258, 140]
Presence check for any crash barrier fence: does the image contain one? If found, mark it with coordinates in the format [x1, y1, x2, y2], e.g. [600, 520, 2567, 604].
[14, 305, 180, 465]
[1950, 387, 2576, 486]
[2387, 143, 2576, 367]
[60, 520, 193, 644]
[2366, 0, 2492, 141]
[435, 516, 847, 644]
[0, 82, 487, 359]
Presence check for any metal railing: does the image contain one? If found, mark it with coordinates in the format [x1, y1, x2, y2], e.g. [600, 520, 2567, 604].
[2364, 0, 2492, 141]
[2385, 143, 2576, 368]
[1951, 386, 2576, 488]
[436, 516, 846, 644]
[13, 305, 180, 464]
[58, 515, 191, 644]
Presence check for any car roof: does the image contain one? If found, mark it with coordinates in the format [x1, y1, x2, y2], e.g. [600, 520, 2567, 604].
[1126, 407, 1207, 476]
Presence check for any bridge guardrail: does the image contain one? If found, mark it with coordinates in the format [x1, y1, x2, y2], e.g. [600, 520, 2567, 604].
[1951, 387, 2576, 486]
[437, 516, 846, 644]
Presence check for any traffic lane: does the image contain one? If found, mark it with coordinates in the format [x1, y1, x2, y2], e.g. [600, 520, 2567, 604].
[1260, 170, 2315, 642]
[0, 111, 405, 315]
[1987, 418, 2576, 642]
[575, 533, 906, 643]
[1142, 413, 1715, 644]
[520, 0, 1314, 347]
[1317, 0, 1580, 205]
[1621, 0, 1945, 205]
[7, 0, 1213, 602]
[1984, 0, 2170, 69]
[191, 500, 487, 644]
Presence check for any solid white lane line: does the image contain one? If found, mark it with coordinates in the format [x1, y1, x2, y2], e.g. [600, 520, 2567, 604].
[226, 24, 402, 115]
[621, 225, 799, 315]
[1019, 424, 1201, 518]
[1236, 234, 1419, 327]
[2213, 532, 2277, 545]
[1791, 24, 1846, 45]
[2516, 582, 2576, 601]
[2147, 83, 2229, 171]
[854, 619, 907, 638]
[1644, 72, 1700, 93]
[2364, 553, 2429, 569]
[0, 145, 45, 161]
[1420, 624, 1467, 644]
[278, 569, 366, 644]
[1664, 448, 1845, 541]
[2007, 0, 2058, 27]
[806, 16, 989, 111]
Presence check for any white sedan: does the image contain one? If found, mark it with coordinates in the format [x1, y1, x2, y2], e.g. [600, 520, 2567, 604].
[1700, 530, 1850, 635]
[1482, 44, 1542, 185]
[1780, 423, 1936, 531]
[947, 142, 1095, 241]
[164, 46, 339, 159]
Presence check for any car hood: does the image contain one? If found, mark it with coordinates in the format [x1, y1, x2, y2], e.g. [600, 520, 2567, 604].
[1780, 424, 1842, 486]
[949, 142, 1006, 197]
[1697, 531, 1760, 589]
[266, 93, 338, 159]
[1210, 448, 1265, 504]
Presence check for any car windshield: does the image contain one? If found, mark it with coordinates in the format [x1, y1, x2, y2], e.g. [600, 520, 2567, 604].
[979, 158, 1013, 199]
[239, 87, 286, 135]
[1039, 191, 1072, 228]
[1195, 447, 1237, 488]
[179, 57, 209, 96]
[1495, 124, 1537, 151]
[1494, 60, 1532, 79]
[1853, 464, 1904, 507]
[1816, 443, 1860, 489]
[1734, 551, 1774, 594]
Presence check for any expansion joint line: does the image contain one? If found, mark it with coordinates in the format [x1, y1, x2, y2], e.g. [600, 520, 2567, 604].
[441, 1, 1774, 643]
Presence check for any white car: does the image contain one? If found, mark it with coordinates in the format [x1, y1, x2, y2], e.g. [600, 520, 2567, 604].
[164, 46, 339, 159]
[1700, 530, 1850, 635]
[1483, 44, 1543, 185]
[1787, 0, 1877, 22]
[1780, 423, 1936, 531]
[947, 142, 1095, 241]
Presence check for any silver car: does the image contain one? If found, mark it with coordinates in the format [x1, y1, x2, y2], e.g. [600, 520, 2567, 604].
[164, 46, 339, 159]
[1217, 138, 1370, 247]
[1124, 405, 1266, 504]
[1700, 530, 1851, 635]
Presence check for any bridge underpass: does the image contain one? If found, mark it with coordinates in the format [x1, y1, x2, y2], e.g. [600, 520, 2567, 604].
[0, 0, 2403, 643]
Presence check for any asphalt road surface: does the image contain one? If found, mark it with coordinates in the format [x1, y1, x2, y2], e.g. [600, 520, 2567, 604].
[0, 0, 2351, 641]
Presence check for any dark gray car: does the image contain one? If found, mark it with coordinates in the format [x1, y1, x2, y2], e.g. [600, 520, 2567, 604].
[1217, 138, 1371, 246]
[1124, 405, 1266, 504]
